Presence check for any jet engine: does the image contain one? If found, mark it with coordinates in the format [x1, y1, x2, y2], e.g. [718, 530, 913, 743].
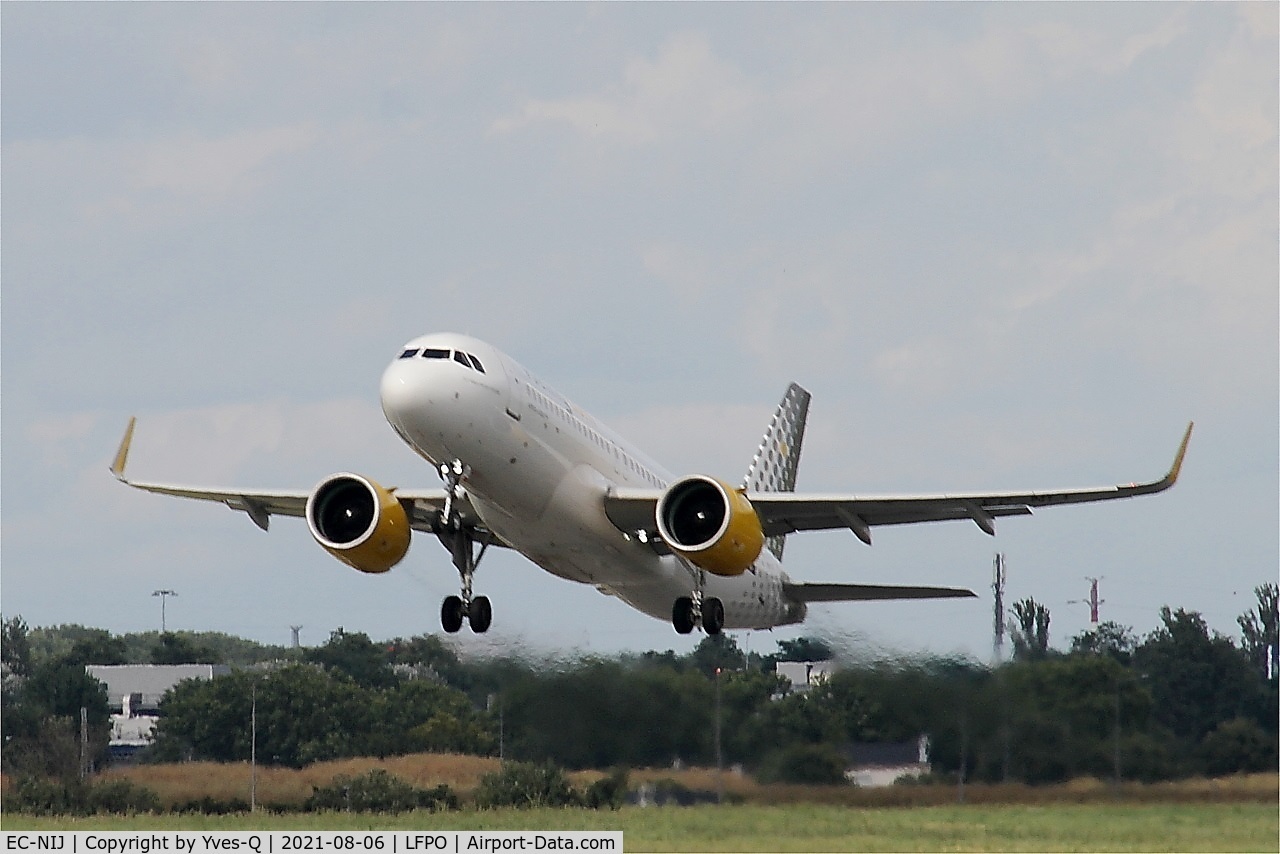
[306, 473, 411, 573]
[655, 475, 764, 576]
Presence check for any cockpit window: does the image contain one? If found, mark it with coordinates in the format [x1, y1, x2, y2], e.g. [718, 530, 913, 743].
[421, 348, 450, 359]
[466, 354, 486, 373]
[399, 348, 420, 359]
[453, 351, 470, 366]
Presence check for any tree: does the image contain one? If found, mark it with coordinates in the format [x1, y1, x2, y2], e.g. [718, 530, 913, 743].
[306, 629, 396, 689]
[122, 630, 290, 666]
[5, 663, 111, 778]
[153, 665, 364, 767]
[372, 679, 495, 757]
[2, 716, 86, 781]
[1134, 607, 1262, 752]
[775, 636, 834, 663]
[153, 661, 494, 767]
[687, 633, 745, 677]
[997, 656, 1152, 783]
[385, 634, 466, 686]
[1237, 583, 1278, 680]
[3, 615, 33, 676]
[1009, 598, 1051, 661]
[500, 659, 712, 768]
[62, 630, 127, 666]
[756, 743, 848, 784]
[1198, 717, 1278, 775]
[474, 762, 579, 809]
[149, 633, 217, 665]
[1069, 621, 1138, 663]
[718, 668, 789, 764]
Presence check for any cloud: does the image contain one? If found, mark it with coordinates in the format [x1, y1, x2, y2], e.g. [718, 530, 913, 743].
[6, 123, 321, 237]
[119, 124, 318, 208]
[1175, 10, 1276, 201]
[491, 32, 754, 143]
[2, 4, 1272, 655]
[25, 411, 104, 468]
[112, 397, 398, 487]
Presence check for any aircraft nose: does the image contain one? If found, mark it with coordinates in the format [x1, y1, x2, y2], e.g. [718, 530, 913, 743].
[379, 359, 424, 432]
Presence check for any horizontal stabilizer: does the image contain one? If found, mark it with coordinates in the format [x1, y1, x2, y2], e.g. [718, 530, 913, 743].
[783, 582, 976, 603]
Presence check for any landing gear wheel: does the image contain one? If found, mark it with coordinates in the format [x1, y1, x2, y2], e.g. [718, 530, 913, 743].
[441, 596, 465, 633]
[672, 597, 696, 634]
[469, 595, 493, 634]
[703, 597, 725, 635]
[434, 458, 497, 636]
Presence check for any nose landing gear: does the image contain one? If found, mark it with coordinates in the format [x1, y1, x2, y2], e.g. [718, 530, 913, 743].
[436, 460, 493, 634]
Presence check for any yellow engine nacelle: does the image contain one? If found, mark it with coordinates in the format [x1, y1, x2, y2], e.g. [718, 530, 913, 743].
[306, 473, 410, 574]
[655, 475, 765, 577]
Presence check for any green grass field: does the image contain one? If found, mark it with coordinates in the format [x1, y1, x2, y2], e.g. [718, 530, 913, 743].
[4, 803, 1277, 852]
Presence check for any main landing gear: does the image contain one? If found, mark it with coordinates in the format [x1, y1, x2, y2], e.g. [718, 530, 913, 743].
[671, 562, 724, 635]
[435, 460, 493, 634]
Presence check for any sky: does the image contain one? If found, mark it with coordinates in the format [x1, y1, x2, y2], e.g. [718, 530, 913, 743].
[3, 3, 1276, 664]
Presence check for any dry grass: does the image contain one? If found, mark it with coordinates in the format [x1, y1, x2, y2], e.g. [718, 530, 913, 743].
[101, 753, 502, 807]
[95, 754, 1278, 810]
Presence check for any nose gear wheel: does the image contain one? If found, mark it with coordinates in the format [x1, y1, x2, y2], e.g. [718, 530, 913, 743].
[435, 459, 493, 634]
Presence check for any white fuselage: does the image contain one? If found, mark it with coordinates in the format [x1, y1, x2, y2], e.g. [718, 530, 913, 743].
[378, 332, 805, 630]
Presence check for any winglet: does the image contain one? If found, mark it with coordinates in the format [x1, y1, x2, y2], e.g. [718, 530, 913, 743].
[1109, 421, 1194, 498]
[1164, 421, 1194, 488]
[111, 417, 137, 482]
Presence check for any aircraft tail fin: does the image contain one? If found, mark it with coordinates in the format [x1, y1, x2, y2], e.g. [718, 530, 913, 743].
[743, 382, 811, 559]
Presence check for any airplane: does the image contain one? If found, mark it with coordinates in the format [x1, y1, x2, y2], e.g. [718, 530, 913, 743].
[111, 332, 1193, 636]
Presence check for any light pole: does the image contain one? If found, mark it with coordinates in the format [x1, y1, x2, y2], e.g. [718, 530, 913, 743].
[714, 667, 723, 804]
[250, 682, 257, 813]
[1113, 680, 1121, 785]
[1112, 670, 1147, 793]
[152, 589, 177, 632]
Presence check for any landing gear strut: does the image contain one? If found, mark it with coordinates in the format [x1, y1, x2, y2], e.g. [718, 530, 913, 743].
[671, 561, 724, 635]
[435, 460, 493, 634]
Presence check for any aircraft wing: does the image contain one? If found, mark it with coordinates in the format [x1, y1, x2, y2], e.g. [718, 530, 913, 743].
[604, 423, 1192, 545]
[109, 417, 504, 541]
[783, 582, 976, 602]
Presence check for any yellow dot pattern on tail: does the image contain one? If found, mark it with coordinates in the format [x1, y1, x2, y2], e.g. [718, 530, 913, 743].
[742, 383, 811, 559]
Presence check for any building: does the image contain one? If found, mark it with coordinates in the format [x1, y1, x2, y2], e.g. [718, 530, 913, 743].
[86, 664, 230, 762]
[844, 735, 931, 787]
[775, 660, 837, 694]
[86, 663, 229, 713]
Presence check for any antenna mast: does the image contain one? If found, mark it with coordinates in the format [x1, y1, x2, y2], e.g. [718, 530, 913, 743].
[1086, 577, 1104, 623]
[1069, 577, 1105, 624]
